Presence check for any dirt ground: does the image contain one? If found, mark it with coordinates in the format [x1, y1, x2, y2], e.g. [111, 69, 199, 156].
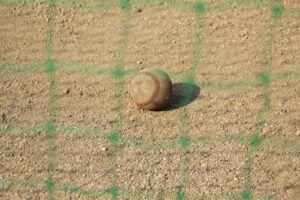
[0, 0, 299, 199]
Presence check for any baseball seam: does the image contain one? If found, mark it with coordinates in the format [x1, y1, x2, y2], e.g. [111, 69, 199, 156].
[136, 72, 160, 108]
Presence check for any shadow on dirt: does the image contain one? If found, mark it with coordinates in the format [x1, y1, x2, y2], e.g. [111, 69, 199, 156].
[163, 82, 200, 111]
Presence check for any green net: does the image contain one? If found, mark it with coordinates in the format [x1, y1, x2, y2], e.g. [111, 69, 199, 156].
[0, 0, 299, 199]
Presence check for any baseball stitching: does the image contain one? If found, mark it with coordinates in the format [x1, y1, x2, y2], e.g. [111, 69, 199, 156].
[136, 71, 160, 108]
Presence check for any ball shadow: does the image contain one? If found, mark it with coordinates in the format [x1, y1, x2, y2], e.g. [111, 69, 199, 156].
[163, 82, 200, 111]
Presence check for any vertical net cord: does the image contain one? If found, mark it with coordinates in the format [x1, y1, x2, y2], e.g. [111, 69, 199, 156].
[177, 2, 205, 199]
[241, 1, 281, 199]
[44, 0, 57, 199]
[105, 0, 131, 199]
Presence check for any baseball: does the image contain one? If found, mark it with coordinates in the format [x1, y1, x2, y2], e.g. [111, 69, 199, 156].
[129, 68, 173, 110]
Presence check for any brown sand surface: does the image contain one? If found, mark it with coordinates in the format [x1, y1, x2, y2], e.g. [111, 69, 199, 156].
[0, 1, 299, 199]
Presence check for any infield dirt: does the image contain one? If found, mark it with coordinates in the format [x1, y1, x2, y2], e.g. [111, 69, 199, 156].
[0, 1, 299, 199]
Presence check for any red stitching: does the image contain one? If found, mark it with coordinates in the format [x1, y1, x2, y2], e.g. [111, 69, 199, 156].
[136, 72, 160, 108]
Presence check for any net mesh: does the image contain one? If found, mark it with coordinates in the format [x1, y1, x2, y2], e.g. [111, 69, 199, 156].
[0, 0, 300, 199]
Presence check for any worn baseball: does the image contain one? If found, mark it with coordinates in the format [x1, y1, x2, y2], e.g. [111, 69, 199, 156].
[129, 68, 172, 110]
